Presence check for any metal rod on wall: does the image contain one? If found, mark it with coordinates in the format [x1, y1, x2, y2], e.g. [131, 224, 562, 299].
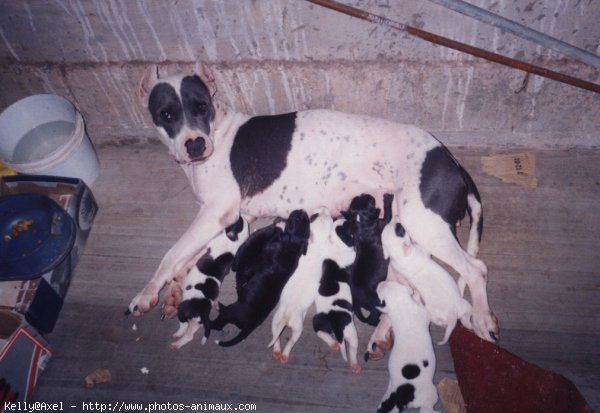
[427, 0, 600, 69]
[306, 0, 600, 95]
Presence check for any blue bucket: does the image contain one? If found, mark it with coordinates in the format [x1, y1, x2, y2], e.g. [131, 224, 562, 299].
[0, 193, 75, 280]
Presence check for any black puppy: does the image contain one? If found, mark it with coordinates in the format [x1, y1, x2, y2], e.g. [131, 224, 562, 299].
[211, 210, 311, 347]
[337, 193, 394, 326]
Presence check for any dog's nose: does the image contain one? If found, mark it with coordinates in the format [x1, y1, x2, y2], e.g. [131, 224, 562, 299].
[185, 137, 206, 159]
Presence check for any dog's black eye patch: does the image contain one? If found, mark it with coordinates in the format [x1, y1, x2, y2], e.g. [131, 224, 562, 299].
[148, 83, 183, 139]
[181, 75, 214, 134]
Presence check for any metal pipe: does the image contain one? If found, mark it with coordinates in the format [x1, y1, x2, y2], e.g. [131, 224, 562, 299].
[306, 0, 600, 94]
[427, 0, 600, 69]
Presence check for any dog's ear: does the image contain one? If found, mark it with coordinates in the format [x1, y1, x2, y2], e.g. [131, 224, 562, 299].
[225, 216, 244, 241]
[301, 239, 309, 256]
[194, 60, 217, 97]
[335, 222, 354, 247]
[138, 65, 159, 108]
[375, 299, 388, 313]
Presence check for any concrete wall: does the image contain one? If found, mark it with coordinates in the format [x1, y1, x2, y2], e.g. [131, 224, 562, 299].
[1, 0, 599, 149]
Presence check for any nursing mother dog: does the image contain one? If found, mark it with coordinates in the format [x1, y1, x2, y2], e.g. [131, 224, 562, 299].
[128, 61, 498, 344]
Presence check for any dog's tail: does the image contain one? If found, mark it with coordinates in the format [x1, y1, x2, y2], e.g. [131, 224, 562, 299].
[216, 328, 253, 347]
[200, 307, 212, 345]
[268, 308, 287, 348]
[438, 315, 458, 345]
[214, 304, 261, 347]
[461, 166, 483, 258]
[458, 167, 483, 296]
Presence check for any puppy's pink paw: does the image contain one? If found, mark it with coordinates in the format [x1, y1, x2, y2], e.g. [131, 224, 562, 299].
[351, 364, 362, 374]
[329, 342, 341, 353]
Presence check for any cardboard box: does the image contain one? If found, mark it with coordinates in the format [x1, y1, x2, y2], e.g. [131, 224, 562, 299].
[0, 175, 98, 333]
[0, 310, 51, 406]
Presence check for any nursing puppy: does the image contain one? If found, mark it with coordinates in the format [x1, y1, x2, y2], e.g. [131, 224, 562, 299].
[170, 217, 249, 349]
[382, 218, 473, 344]
[269, 209, 349, 364]
[376, 281, 439, 413]
[312, 219, 359, 373]
[337, 193, 393, 326]
[211, 210, 310, 347]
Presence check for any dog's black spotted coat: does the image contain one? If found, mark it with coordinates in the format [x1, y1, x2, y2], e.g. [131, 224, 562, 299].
[378, 359, 431, 412]
[419, 146, 482, 239]
[378, 383, 416, 413]
[401, 364, 421, 380]
[230, 112, 297, 198]
[313, 259, 355, 344]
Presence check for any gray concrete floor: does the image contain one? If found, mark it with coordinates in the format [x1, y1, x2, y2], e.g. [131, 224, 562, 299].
[30, 142, 600, 412]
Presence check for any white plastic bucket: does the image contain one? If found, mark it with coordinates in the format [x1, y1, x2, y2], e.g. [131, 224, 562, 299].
[0, 94, 99, 187]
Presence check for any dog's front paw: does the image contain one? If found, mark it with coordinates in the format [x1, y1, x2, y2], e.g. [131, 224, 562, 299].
[126, 287, 160, 316]
[472, 310, 499, 342]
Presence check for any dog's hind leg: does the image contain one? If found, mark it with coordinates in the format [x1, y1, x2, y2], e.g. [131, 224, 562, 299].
[269, 308, 286, 362]
[279, 314, 305, 364]
[402, 210, 497, 342]
[169, 321, 200, 349]
[344, 322, 361, 374]
[366, 314, 393, 362]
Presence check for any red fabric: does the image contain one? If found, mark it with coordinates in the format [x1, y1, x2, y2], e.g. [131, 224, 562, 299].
[449, 323, 594, 413]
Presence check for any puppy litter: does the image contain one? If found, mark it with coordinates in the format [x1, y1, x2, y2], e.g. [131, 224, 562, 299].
[84, 369, 112, 388]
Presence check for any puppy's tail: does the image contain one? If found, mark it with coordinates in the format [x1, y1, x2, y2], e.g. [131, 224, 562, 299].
[438, 316, 458, 345]
[268, 309, 287, 348]
[216, 328, 252, 347]
[214, 304, 260, 347]
[200, 308, 212, 345]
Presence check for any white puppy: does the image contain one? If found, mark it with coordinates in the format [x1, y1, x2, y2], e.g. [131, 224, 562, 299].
[376, 281, 439, 413]
[382, 217, 473, 344]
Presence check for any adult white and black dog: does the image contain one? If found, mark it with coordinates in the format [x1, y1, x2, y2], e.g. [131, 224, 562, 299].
[129, 61, 498, 343]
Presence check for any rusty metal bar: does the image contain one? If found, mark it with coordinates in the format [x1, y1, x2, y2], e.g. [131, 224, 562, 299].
[306, 0, 600, 94]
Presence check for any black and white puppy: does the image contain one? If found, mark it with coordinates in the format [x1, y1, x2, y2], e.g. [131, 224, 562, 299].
[170, 217, 249, 349]
[376, 281, 439, 413]
[269, 208, 337, 365]
[211, 210, 310, 347]
[337, 193, 393, 326]
[312, 217, 360, 373]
